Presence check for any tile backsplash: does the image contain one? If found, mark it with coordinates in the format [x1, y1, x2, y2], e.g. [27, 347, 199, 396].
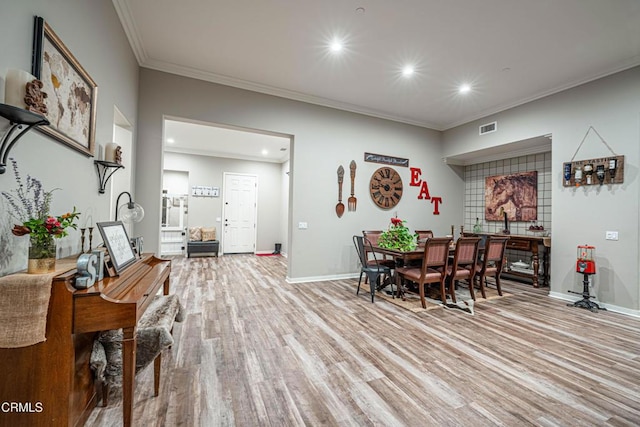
[464, 152, 552, 236]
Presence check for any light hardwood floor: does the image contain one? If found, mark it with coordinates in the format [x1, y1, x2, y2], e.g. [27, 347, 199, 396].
[86, 254, 640, 426]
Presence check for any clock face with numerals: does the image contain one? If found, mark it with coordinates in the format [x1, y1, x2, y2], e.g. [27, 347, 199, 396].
[369, 167, 403, 209]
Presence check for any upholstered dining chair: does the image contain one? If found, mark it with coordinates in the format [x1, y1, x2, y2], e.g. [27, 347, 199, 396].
[353, 235, 392, 303]
[445, 236, 482, 303]
[362, 230, 396, 281]
[414, 229, 434, 245]
[394, 237, 453, 308]
[474, 236, 509, 298]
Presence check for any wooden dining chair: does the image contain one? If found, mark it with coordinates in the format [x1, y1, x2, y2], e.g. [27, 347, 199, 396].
[445, 236, 482, 303]
[394, 237, 453, 308]
[474, 236, 509, 297]
[353, 235, 392, 302]
[414, 229, 434, 245]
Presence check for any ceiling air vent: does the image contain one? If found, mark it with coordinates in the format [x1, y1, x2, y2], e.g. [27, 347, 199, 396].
[479, 121, 497, 135]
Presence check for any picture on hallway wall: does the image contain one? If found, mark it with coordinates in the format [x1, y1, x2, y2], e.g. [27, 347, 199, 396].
[31, 16, 97, 157]
[485, 171, 537, 222]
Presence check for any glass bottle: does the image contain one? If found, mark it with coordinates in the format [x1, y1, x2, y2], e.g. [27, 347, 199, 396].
[473, 217, 482, 233]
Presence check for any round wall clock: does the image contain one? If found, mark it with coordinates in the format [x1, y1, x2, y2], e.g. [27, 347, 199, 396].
[369, 166, 403, 209]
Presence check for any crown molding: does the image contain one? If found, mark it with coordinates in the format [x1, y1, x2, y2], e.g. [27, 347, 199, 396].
[112, 0, 148, 64]
[142, 57, 443, 130]
[113, 0, 640, 133]
[441, 56, 640, 130]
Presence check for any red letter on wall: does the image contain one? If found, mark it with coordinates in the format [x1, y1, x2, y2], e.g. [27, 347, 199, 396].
[431, 196, 442, 215]
[417, 181, 431, 200]
[410, 167, 422, 186]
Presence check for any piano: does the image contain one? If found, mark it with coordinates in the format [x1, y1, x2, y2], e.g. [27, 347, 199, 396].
[0, 254, 171, 427]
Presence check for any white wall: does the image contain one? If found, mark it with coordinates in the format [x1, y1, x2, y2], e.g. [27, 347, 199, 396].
[0, 0, 138, 275]
[443, 66, 640, 312]
[163, 151, 285, 253]
[280, 160, 290, 255]
[136, 69, 464, 281]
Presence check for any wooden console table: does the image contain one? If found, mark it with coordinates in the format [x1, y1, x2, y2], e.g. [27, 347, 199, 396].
[0, 254, 170, 427]
[464, 233, 549, 288]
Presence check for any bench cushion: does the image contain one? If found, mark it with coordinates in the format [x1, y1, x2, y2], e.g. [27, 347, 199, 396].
[91, 294, 184, 387]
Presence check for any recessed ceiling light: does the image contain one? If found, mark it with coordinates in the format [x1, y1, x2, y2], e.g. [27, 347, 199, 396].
[167, 138, 175, 144]
[459, 84, 471, 94]
[261, 149, 268, 155]
[330, 39, 343, 53]
[402, 66, 414, 77]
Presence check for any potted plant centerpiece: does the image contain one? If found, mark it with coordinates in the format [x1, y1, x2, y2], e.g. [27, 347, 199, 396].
[378, 217, 417, 252]
[1, 159, 80, 273]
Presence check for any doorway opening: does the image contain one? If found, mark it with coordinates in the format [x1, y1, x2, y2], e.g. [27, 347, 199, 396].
[161, 117, 291, 259]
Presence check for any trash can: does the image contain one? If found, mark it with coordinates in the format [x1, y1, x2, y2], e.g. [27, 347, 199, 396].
[273, 243, 282, 254]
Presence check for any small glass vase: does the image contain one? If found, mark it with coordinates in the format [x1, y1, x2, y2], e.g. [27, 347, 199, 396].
[28, 235, 57, 274]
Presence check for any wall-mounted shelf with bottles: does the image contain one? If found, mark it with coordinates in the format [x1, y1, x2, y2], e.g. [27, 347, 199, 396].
[562, 155, 624, 187]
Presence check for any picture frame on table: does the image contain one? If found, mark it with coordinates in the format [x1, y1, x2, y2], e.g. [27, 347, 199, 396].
[31, 16, 97, 157]
[96, 221, 137, 274]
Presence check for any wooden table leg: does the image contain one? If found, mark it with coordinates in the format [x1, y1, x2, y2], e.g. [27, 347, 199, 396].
[122, 326, 137, 427]
[163, 275, 170, 295]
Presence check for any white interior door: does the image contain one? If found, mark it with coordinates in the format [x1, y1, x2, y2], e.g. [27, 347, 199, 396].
[222, 173, 257, 253]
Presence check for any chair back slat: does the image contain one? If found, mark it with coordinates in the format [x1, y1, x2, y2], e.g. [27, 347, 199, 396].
[451, 237, 481, 271]
[487, 242, 504, 261]
[480, 236, 509, 272]
[420, 237, 453, 273]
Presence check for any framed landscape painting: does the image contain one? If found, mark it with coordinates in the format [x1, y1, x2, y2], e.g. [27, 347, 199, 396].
[32, 16, 97, 157]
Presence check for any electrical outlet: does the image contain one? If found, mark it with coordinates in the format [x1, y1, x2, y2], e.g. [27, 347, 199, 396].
[605, 231, 619, 241]
[298, 222, 308, 229]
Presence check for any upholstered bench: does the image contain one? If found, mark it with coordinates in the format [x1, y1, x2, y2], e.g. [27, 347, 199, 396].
[90, 294, 184, 406]
[187, 240, 219, 257]
[187, 226, 219, 258]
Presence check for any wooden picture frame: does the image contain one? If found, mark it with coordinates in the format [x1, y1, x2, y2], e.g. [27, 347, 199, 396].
[485, 171, 538, 222]
[96, 221, 137, 274]
[31, 16, 97, 157]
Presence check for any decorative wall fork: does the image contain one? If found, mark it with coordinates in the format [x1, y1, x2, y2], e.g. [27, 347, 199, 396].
[348, 160, 357, 211]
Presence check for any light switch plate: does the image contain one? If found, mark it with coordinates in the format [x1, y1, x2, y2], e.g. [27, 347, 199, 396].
[605, 231, 619, 240]
[298, 222, 308, 229]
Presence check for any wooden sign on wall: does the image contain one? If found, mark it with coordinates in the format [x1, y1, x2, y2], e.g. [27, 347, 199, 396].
[562, 155, 624, 187]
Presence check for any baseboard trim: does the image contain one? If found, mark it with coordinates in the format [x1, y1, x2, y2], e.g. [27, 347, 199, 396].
[286, 273, 359, 284]
[549, 291, 640, 318]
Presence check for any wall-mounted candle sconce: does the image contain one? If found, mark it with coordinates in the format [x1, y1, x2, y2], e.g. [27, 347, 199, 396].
[94, 160, 124, 193]
[0, 103, 49, 174]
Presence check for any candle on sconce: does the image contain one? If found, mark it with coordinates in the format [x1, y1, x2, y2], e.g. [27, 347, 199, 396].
[4, 69, 37, 109]
[104, 143, 118, 162]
